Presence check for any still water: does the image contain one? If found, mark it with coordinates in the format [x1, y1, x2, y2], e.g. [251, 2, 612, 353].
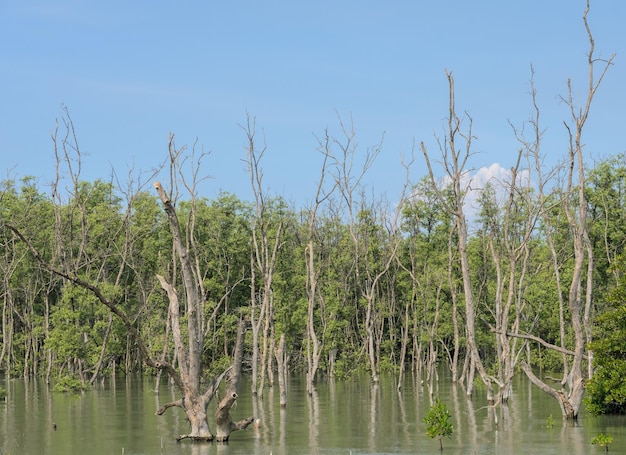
[1, 372, 625, 455]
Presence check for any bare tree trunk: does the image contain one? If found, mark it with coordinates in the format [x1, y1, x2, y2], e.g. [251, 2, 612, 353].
[274, 333, 288, 407]
[421, 71, 494, 403]
[480, 150, 540, 404]
[305, 236, 323, 395]
[215, 319, 256, 441]
[152, 137, 254, 439]
[243, 117, 284, 397]
[250, 250, 261, 395]
[518, 2, 614, 419]
[396, 293, 411, 391]
[426, 282, 443, 397]
[304, 131, 336, 395]
[447, 228, 461, 382]
[155, 171, 254, 438]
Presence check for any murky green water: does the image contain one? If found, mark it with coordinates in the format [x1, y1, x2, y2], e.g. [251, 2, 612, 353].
[1, 373, 625, 454]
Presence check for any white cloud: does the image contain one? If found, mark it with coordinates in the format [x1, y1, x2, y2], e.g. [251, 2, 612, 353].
[457, 163, 531, 224]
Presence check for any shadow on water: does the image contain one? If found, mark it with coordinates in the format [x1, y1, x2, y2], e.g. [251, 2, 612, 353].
[1, 371, 625, 455]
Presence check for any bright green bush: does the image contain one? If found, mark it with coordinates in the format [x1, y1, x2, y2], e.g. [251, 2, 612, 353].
[586, 265, 626, 415]
[424, 397, 454, 450]
[53, 376, 87, 394]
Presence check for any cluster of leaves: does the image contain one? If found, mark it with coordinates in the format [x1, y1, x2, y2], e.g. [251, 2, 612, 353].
[52, 375, 88, 394]
[424, 397, 454, 450]
[585, 252, 626, 415]
[591, 433, 613, 453]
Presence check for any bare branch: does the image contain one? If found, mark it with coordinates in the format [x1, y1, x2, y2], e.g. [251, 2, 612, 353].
[490, 328, 587, 359]
[3, 222, 183, 390]
[155, 399, 183, 416]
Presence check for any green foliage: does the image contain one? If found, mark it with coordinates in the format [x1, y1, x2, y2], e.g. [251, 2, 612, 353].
[424, 397, 454, 450]
[586, 154, 626, 302]
[544, 414, 555, 429]
[591, 433, 613, 452]
[586, 253, 626, 415]
[53, 376, 88, 394]
[2, 149, 626, 391]
[585, 356, 626, 415]
[204, 355, 233, 380]
[0, 387, 6, 400]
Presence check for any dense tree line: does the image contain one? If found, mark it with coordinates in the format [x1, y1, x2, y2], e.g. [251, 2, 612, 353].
[1, 3, 624, 421]
[1, 131, 624, 415]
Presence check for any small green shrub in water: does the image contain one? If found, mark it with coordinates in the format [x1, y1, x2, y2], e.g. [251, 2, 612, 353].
[53, 376, 87, 394]
[424, 397, 454, 450]
[591, 433, 613, 453]
[544, 414, 555, 429]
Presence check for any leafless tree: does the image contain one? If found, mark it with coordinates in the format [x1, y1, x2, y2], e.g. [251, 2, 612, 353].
[421, 71, 495, 402]
[303, 129, 337, 395]
[153, 135, 254, 439]
[242, 117, 285, 402]
[520, 0, 615, 419]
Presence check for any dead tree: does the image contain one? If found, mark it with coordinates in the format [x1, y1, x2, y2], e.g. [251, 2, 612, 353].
[242, 117, 285, 400]
[421, 71, 495, 403]
[519, 0, 615, 419]
[154, 139, 255, 439]
[329, 115, 385, 384]
[304, 129, 337, 396]
[5, 118, 254, 440]
[215, 318, 255, 441]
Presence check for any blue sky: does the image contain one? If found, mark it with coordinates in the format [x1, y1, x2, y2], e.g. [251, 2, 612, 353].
[2, 0, 625, 207]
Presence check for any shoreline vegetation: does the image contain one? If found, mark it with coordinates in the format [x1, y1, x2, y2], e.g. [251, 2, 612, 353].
[1, 2, 624, 444]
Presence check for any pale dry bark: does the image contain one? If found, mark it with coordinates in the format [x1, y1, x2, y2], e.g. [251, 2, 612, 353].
[243, 117, 284, 398]
[304, 232, 323, 395]
[447, 228, 461, 382]
[153, 204, 215, 439]
[7, 128, 252, 440]
[521, 67, 571, 385]
[329, 116, 383, 384]
[517, 1, 614, 419]
[304, 130, 336, 395]
[396, 279, 413, 390]
[155, 174, 254, 439]
[482, 150, 541, 404]
[421, 71, 494, 403]
[274, 333, 288, 407]
[215, 319, 256, 441]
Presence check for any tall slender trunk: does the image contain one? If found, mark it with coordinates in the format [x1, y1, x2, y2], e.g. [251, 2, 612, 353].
[155, 173, 254, 440]
[421, 71, 494, 402]
[519, 2, 613, 418]
[250, 251, 261, 395]
[458, 215, 494, 402]
[274, 333, 288, 407]
[447, 230, 460, 382]
[305, 239, 322, 395]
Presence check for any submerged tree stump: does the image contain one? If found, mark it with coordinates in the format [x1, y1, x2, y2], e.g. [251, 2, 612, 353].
[214, 318, 255, 441]
[215, 392, 256, 441]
